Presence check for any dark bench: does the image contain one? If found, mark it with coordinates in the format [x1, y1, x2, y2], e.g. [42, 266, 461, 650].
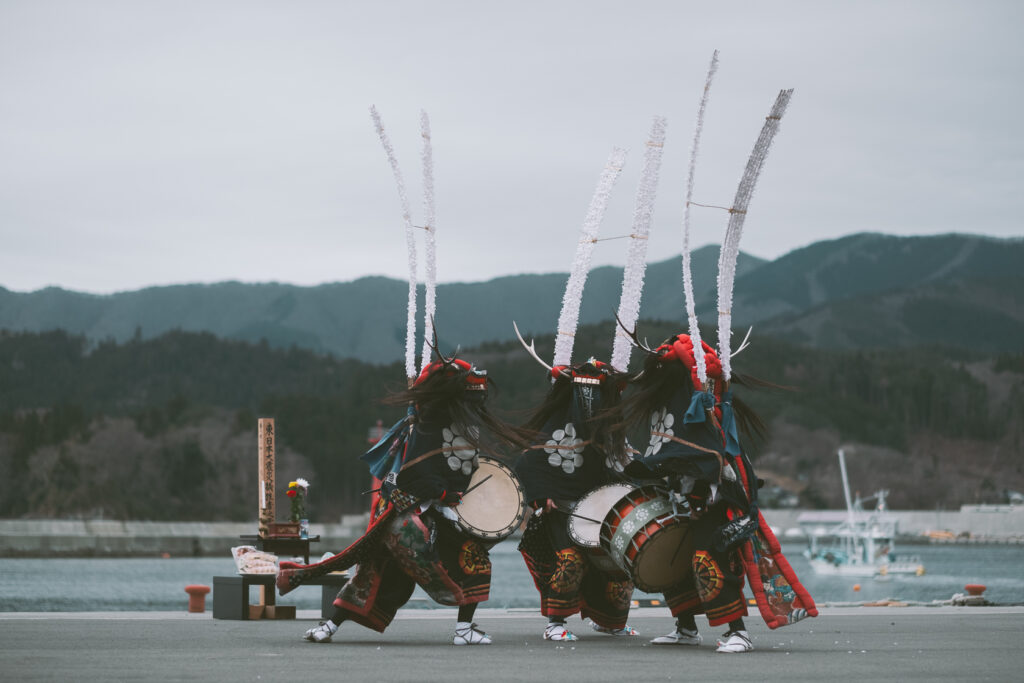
[212, 572, 349, 620]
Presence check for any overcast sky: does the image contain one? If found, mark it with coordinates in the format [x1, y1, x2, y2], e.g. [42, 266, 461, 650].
[1, 0, 1021, 294]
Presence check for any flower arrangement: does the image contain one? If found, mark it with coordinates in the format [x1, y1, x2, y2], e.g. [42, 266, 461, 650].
[286, 478, 309, 522]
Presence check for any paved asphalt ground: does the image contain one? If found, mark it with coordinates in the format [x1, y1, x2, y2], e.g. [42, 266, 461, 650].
[2, 606, 1022, 682]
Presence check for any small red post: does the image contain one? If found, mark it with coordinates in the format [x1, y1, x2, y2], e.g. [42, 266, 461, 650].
[185, 584, 211, 613]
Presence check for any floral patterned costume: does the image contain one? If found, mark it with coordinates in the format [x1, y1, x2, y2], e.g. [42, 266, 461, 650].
[624, 334, 817, 630]
[515, 361, 635, 629]
[277, 359, 497, 633]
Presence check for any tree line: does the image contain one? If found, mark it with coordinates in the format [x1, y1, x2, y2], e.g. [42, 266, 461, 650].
[0, 325, 1020, 519]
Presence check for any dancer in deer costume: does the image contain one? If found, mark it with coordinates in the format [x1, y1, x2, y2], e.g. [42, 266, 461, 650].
[514, 116, 667, 642]
[299, 352, 524, 645]
[286, 110, 524, 645]
[620, 55, 816, 653]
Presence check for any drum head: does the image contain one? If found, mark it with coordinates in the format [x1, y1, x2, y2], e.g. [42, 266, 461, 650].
[455, 457, 526, 541]
[569, 483, 634, 548]
[632, 518, 694, 593]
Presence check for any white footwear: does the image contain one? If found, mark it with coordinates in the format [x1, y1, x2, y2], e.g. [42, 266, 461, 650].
[589, 620, 639, 636]
[650, 626, 702, 646]
[303, 622, 335, 643]
[715, 630, 754, 653]
[543, 622, 579, 642]
[453, 622, 492, 645]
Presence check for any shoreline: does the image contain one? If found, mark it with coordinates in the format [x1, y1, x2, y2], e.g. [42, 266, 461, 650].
[3, 506, 1024, 557]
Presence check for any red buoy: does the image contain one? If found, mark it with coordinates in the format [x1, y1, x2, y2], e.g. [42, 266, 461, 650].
[964, 584, 986, 596]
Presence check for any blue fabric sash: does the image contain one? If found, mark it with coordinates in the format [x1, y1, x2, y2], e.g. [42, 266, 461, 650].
[720, 389, 742, 456]
[683, 390, 716, 424]
[360, 406, 415, 480]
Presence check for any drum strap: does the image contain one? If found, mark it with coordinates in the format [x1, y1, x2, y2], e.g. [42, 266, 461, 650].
[526, 440, 593, 451]
[651, 431, 724, 463]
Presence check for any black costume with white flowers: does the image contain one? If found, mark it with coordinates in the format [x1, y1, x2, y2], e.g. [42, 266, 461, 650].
[621, 334, 816, 633]
[637, 391, 730, 490]
[279, 358, 525, 642]
[515, 361, 635, 631]
[515, 361, 629, 504]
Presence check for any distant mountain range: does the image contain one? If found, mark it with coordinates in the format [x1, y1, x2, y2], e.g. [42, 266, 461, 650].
[2, 233, 1021, 362]
[731, 233, 1024, 352]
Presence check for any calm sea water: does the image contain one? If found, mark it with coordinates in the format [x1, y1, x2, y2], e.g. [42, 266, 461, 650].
[2, 543, 1022, 612]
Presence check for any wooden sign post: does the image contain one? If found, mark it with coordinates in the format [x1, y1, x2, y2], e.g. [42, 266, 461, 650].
[258, 418, 275, 538]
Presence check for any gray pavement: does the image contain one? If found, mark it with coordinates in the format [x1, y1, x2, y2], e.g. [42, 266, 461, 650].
[2, 606, 1022, 682]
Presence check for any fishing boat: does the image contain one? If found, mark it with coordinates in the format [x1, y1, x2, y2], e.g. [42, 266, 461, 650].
[800, 449, 925, 577]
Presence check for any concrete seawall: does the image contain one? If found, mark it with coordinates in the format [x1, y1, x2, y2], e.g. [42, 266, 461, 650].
[0, 515, 370, 558]
[2, 506, 1022, 557]
[762, 505, 1024, 542]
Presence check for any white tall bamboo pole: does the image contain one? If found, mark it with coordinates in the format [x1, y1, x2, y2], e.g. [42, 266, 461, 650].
[681, 50, 719, 385]
[419, 111, 438, 373]
[716, 89, 793, 381]
[611, 116, 668, 372]
[370, 106, 418, 381]
[552, 147, 628, 367]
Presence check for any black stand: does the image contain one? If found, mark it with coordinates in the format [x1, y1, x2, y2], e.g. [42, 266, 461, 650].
[212, 572, 350, 620]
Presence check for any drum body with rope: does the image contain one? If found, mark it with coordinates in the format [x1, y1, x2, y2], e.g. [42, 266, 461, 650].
[454, 457, 527, 542]
[599, 485, 693, 592]
[567, 483, 633, 579]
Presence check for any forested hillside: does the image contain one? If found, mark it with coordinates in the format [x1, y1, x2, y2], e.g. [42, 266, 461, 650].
[1, 325, 1020, 521]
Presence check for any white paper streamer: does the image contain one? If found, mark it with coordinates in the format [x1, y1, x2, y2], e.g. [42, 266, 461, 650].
[370, 106, 418, 380]
[682, 50, 719, 386]
[552, 147, 628, 367]
[716, 89, 793, 381]
[611, 116, 668, 372]
[419, 111, 438, 373]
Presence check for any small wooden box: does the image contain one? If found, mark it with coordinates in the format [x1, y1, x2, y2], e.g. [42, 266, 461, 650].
[263, 605, 296, 620]
[267, 522, 300, 538]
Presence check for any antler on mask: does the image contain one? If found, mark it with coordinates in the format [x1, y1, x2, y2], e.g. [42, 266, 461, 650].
[613, 312, 660, 357]
[513, 321, 570, 378]
[422, 319, 463, 370]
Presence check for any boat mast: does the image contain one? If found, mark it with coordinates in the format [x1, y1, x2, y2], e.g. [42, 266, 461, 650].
[838, 449, 856, 525]
[837, 448, 862, 564]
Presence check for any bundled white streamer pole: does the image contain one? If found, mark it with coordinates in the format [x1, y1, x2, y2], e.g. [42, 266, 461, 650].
[611, 116, 668, 372]
[682, 50, 719, 386]
[552, 147, 628, 367]
[370, 106, 419, 381]
[419, 111, 438, 373]
[716, 89, 794, 381]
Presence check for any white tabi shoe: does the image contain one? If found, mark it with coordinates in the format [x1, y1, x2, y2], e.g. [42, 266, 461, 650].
[303, 622, 336, 643]
[589, 620, 639, 636]
[650, 626, 702, 646]
[453, 622, 492, 645]
[715, 630, 754, 653]
[543, 622, 579, 642]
